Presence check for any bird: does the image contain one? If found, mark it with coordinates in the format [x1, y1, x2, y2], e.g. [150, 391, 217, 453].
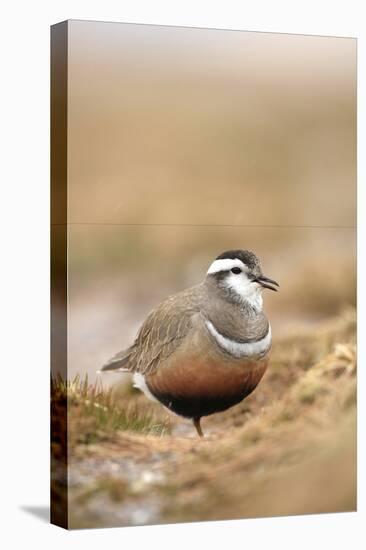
[100, 249, 279, 437]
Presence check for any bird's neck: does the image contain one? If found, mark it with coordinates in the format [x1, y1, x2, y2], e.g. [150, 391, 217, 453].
[205, 277, 263, 313]
[201, 280, 268, 343]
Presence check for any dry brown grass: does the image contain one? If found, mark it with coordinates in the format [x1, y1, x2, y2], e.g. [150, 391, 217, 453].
[64, 308, 356, 528]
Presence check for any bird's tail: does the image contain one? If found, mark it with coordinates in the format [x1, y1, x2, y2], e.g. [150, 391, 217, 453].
[98, 348, 133, 374]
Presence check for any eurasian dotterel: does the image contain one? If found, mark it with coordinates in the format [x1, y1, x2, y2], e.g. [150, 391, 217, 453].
[100, 250, 279, 437]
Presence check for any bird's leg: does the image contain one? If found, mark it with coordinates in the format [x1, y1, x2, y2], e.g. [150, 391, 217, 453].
[193, 417, 204, 438]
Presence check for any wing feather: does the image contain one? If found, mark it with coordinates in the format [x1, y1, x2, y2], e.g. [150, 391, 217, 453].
[102, 285, 201, 375]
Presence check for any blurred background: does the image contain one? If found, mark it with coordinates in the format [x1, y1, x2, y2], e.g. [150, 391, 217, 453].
[66, 21, 356, 381]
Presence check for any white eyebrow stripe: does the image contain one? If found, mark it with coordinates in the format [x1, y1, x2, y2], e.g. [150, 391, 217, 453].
[207, 258, 247, 274]
[205, 320, 271, 358]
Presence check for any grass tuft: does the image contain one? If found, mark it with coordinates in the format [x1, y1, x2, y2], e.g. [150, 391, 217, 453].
[51, 374, 170, 447]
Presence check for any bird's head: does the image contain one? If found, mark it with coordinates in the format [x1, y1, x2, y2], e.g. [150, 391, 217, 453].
[206, 249, 279, 310]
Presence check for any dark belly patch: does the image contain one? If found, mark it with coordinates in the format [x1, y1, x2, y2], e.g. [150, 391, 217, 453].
[145, 358, 268, 419]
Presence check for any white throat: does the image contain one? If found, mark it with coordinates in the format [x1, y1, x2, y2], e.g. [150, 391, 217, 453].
[242, 289, 263, 311]
[207, 258, 263, 311]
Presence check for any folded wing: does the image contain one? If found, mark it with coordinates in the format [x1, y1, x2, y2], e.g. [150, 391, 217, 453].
[100, 287, 200, 375]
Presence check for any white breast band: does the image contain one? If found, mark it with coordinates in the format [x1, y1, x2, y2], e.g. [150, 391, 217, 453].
[205, 320, 271, 358]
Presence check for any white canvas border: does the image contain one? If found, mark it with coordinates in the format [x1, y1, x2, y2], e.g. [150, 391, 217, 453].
[0, 1, 364, 549]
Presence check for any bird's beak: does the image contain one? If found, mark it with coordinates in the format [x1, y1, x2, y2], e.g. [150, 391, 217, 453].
[254, 275, 280, 292]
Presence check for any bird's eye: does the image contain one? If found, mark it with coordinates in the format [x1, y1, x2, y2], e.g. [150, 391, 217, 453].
[231, 267, 242, 274]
